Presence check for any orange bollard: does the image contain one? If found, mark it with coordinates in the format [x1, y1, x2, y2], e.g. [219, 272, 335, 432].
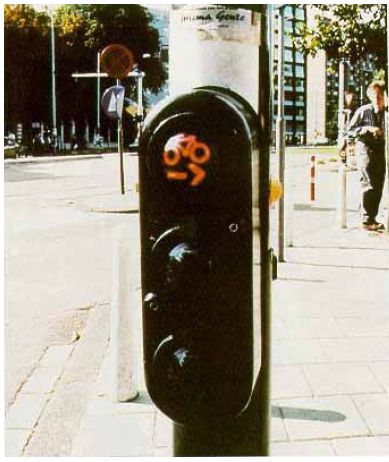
[310, 155, 316, 201]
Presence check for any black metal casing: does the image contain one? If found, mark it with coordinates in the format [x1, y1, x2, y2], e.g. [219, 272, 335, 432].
[139, 87, 259, 425]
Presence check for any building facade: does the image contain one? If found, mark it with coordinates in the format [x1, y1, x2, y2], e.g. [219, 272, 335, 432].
[147, 5, 381, 146]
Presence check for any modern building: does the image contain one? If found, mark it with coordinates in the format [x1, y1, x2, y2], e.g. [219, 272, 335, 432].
[272, 5, 307, 145]
[146, 5, 381, 146]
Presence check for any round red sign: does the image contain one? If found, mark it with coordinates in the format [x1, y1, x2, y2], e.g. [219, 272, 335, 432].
[100, 44, 134, 80]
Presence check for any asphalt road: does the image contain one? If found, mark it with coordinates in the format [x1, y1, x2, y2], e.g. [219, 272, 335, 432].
[4, 154, 139, 408]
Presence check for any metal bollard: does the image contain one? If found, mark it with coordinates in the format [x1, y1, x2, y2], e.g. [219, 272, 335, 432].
[110, 225, 140, 402]
[337, 162, 347, 228]
[310, 155, 316, 202]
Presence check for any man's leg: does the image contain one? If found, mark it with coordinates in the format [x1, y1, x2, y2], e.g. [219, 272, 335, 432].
[357, 153, 375, 224]
[369, 151, 386, 223]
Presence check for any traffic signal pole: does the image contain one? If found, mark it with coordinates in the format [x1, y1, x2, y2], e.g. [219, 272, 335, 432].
[276, 6, 286, 261]
[139, 5, 272, 456]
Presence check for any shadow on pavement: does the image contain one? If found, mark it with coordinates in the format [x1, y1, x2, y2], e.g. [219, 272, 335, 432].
[272, 405, 346, 423]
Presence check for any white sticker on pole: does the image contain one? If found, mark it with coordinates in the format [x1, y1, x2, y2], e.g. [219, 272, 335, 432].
[171, 6, 261, 45]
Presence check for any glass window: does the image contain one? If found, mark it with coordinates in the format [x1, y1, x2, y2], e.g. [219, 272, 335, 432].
[284, 64, 293, 76]
[285, 35, 293, 47]
[295, 65, 305, 78]
[295, 7, 305, 20]
[285, 49, 293, 62]
[285, 6, 293, 17]
[295, 52, 304, 64]
[284, 19, 293, 32]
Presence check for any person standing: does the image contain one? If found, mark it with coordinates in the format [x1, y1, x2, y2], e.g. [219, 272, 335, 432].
[346, 81, 386, 231]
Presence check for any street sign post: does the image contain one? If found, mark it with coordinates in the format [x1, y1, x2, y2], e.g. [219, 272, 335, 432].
[72, 44, 145, 195]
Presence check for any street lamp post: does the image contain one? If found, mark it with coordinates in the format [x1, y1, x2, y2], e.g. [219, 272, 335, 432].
[49, 7, 57, 154]
[337, 57, 347, 229]
[97, 52, 101, 137]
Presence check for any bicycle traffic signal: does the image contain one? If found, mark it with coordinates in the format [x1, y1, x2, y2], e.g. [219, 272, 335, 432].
[139, 87, 259, 424]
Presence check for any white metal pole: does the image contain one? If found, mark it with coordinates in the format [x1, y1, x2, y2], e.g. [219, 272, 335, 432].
[276, 6, 286, 262]
[50, 10, 57, 152]
[134, 66, 145, 142]
[337, 58, 347, 228]
[97, 52, 101, 134]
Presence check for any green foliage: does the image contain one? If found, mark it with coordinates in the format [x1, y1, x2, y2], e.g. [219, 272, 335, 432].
[4, 5, 51, 130]
[373, 69, 386, 81]
[294, 4, 387, 67]
[4, 4, 166, 133]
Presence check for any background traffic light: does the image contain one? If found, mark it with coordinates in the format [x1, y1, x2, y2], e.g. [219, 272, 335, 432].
[139, 87, 260, 424]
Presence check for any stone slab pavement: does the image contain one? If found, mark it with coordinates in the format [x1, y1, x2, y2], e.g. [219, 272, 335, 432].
[5, 155, 389, 456]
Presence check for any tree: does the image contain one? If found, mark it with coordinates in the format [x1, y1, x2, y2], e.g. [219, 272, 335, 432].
[4, 5, 50, 132]
[294, 4, 387, 69]
[294, 5, 387, 141]
[4, 4, 167, 139]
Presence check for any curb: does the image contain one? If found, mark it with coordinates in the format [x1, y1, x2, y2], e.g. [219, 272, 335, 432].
[4, 154, 103, 165]
[22, 303, 110, 456]
[82, 193, 139, 214]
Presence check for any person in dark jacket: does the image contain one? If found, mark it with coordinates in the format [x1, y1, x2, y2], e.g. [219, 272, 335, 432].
[346, 81, 386, 231]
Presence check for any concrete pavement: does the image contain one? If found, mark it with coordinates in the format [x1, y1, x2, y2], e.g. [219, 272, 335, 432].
[4, 153, 389, 456]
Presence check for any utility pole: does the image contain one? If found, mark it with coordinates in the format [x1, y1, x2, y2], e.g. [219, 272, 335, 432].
[337, 57, 347, 228]
[97, 52, 101, 137]
[50, 8, 57, 154]
[276, 5, 286, 262]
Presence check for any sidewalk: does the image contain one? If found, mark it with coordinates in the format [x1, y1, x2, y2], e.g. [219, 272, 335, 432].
[73, 161, 389, 456]
[6, 160, 389, 456]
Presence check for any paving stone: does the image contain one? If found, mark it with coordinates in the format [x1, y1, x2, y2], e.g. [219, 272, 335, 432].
[153, 411, 173, 448]
[353, 394, 389, 435]
[271, 365, 312, 399]
[332, 301, 389, 318]
[303, 363, 384, 396]
[333, 436, 389, 456]
[21, 366, 63, 394]
[270, 405, 288, 442]
[284, 317, 346, 339]
[272, 339, 328, 365]
[85, 392, 154, 418]
[4, 429, 31, 456]
[40, 345, 74, 367]
[370, 362, 389, 392]
[271, 440, 335, 456]
[23, 382, 90, 456]
[336, 317, 389, 337]
[61, 307, 109, 384]
[153, 446, 173, 456]
[72, 413, 154, 456]
[23, 306, 109, 456]
[320, 337, 389, 362]
[274, 396, 369, 441]
[5, 393, 48, 429]
[271, 317, 289, 340]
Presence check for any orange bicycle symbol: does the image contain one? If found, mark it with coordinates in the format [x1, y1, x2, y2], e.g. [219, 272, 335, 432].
[162, 134, 211, 187]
